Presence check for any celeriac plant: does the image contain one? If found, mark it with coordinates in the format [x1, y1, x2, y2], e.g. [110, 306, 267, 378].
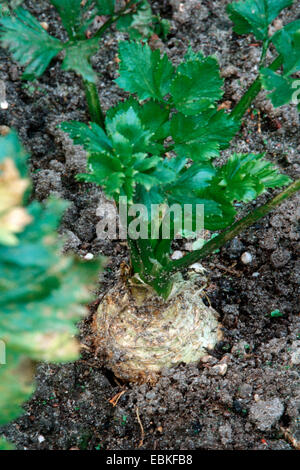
[60, 0, 300, 381]
[0, 0, 168, 127]
[62, 32, 299, 298]
[0, 130, 103, 449]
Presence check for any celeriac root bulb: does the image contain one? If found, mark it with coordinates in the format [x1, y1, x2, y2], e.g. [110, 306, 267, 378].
[93, 280, 223, 382]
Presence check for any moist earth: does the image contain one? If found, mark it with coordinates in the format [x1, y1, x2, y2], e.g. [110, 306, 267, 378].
[0, 0, 299, 450]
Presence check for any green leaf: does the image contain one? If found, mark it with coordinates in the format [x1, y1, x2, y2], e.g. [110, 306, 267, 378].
[116, 0, 169, 41]
[226, 0, 293, 41]
[95, 0, 115, 15]
[171, 109, 240, 160]
[49, 0, 90, 39]
[66, 106, 166, 201]
[106, 106, 154, 155]
[260, 68, 296, 107]
[213, 153, 291, 203]
[106, 97, 170, 145]
[0, 132, 104, 427]
[261, 29, 300, 107]
[60, 120, 113, 154]
[115, 41, 174, 101]
[272, 29, 300, 76]
[170, 53, 224, 115]
[117, 0, 153, 40]
[0, 437, 14, 450]
[0, 8, 63, 80]
[0, 129, 28, 176]
[62, 38, 100, 83]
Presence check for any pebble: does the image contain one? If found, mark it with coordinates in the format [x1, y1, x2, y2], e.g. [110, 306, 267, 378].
[189, 262, 205, 273]
[200, 355, 218, 365]
[0, 80, 8, 109]
[0, 100, 8, 110]
[40, 22, 49, 30]
[290, 341, 300, 365]
[227, 238, 244, 259]
[241, 252, 252, 264]
[84, 253, 94, 260]
[270, 249, 291, 268]
[238, 383, 253, 399]
[219, 424, 232, 445]
[249, 398, 284, 431]
[0, 125, 11, 136]
[211, 363, 228, 376]
[221, 65, 239, 78]
[171, 250, 184, 260]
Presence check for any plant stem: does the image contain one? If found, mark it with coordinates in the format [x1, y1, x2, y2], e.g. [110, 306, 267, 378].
[167, 179, 300, 273]
[93, 0, 143, 39]
[230, 55, 283, 122]
[83, 80, 105, 128]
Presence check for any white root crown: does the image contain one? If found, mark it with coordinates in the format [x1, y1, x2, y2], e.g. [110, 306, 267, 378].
[93, 280, 223, 382]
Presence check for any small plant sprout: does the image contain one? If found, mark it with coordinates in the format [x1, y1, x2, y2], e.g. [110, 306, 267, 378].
[0, 1, 168, 127]
[270, 309, 284, 318]
[60, 0, 300, 383]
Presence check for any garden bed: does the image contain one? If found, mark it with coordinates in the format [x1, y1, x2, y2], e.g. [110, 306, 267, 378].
[1, 0, 299, 450]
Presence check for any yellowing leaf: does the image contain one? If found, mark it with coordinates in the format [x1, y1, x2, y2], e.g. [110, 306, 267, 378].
[0, 157, 31, 246]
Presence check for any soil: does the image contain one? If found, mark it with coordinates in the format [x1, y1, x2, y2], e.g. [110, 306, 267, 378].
[0, 0, 299, 451]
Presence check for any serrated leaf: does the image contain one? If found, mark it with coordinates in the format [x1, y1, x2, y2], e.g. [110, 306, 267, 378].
[62, 38, 99, 83]
[60, 120, 113, 154]
[0, 7, 63, 80]
[116, 0, 169, 41]
[171, 109, 240, 160]
[213, 153, 291, 202]
[106, 106, 154, 155]
[261, 28, 300, 107]
[272, 30, 300, 75]
[106, 97, 170, 145]
[66, 106, 166, 201]
[170, 55, 224, 115]
[0, 132, 104, 428]
[117, 0, 153, 40]
[260, 68, 296, 107]
[50, 0, 92, 40]
[227, 0, 293, 41]
[115, 41, 174, 101]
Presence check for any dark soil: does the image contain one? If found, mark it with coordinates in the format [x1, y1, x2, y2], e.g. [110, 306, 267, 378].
[0, 0, 299, 450]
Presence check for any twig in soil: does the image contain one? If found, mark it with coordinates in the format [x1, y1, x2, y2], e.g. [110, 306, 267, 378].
[109, 390, 126, 407]
[135, 407, 145, 448]
[214, 263, 241, 277]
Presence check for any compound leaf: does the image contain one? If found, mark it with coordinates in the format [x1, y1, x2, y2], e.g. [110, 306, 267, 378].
[213, 152, 291, 203]
[115, 41, 174, 101]
[50, 0, 92, 39]
[62, 38, 100, 83]
[170, 53, 224, 115]
[260, 68, 297, 107]
[0, 131, 103, 428]
[171, 109, 240, 160]
[227, 0, 293, 41]
[0, 8, 63, 80]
